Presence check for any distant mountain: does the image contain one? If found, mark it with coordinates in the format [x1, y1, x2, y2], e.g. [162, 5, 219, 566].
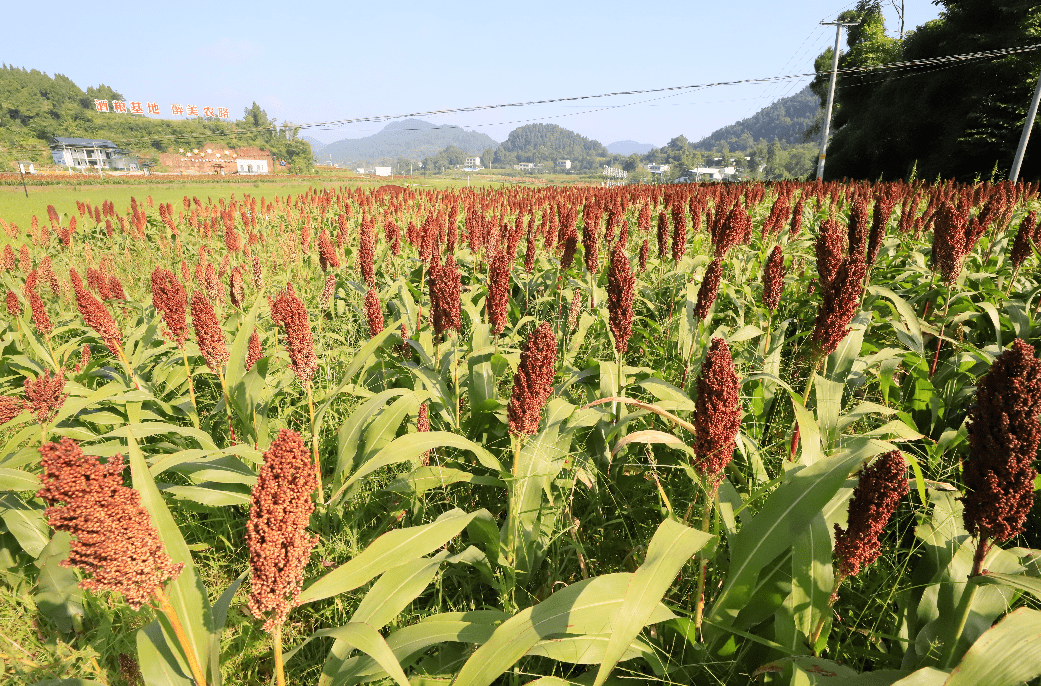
[321, 119, 498, 165]
[607, 140, 655, 156]
[692, 85, 820, 150]
[302, 136, 327, 154]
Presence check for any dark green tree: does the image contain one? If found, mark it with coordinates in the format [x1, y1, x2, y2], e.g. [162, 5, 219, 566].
[810, 0, 1041, 180]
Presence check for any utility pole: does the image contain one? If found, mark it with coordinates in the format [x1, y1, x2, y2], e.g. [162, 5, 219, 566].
[817, 19, 860, 181]
[1010, 69, 1041, 183]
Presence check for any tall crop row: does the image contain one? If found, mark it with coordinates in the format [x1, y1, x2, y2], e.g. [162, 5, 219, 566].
[1, 178, 1040, 685]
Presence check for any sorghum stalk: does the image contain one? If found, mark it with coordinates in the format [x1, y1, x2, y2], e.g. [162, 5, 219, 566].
[929, 285, 953, 378]
[154, 586, 209, 686]
[305, 380, 321, 500]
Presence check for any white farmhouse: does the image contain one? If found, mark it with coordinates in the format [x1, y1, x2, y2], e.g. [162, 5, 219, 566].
[237, 159, 269, 174]
[50, 137, 138, 171]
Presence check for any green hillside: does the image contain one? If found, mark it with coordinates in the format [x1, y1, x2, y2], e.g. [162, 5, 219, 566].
[692, 85, 821, 150]
[0, 65, 313, 172]
[495, 124, 611, 171]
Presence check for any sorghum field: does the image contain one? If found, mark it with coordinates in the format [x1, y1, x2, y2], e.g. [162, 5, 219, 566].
[1, 179, 1040, 686]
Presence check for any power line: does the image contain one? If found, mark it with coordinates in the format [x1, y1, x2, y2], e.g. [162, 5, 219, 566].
[287, 42, 1041, 132]
[8, 42, 1040, 153]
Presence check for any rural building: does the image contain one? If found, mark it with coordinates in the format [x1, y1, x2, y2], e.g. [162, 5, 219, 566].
[464, 156, 482, 169]
[236, 159, 268, 174]
[647, 163, 670, 175]
[689, 166, 736, 181]
[50, 137, 139, 171]
[374, 167, 392, 177]
[158, 145, 273, 175]
[556, 159, 571, 170]
[514, 162, 536, 171]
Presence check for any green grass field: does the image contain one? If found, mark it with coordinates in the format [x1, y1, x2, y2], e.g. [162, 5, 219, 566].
[0, 172, 592, 235]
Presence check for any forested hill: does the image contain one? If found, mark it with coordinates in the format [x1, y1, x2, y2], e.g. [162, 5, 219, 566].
[692, 85, 820, 150]
[0, 65, 313, 171]
[495, 124, 609, 171]
[319, 119, 497, 166]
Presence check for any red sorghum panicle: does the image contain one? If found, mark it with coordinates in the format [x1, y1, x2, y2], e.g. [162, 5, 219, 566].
[812, 255, 867, 357]
[762, 245, 785, 313]
[657, 211, 669, 259]
[671, 204, 687, 262]
[418, 402, 430, 463]
[692, 338, 741, 482]
[559, 221, 578, 270]
[507, 322, 557, 436]
[815, 218, 846, 290]
[607, 242, 635, 354]
[319, 273, 336, 309]
[1010, 211, 1039, 271]
[567, 288, 583, 332]
[119, 653, 142, 686]
[834, 450, 908, 578]
[1, 244, 14, 271]
[0, 396, 24, 424]
[6, 289, 19, 316]
[582, 209, 600, 274]
[270, 283, 318, 384]
[246, 330, 262, 371]
[963, 339, 1041, 546]
[714, 204, 752, 260]
[365, 288, 385, 338]
[24, 270, 53, 336]
[399, 321, 413, 359]
[694, 258, 722, 322]
[846, 193, 870, 259]
[23, 370, 67, 423]
[204, 262, 222, 304]
[252, 254, 263, 289]
[428, 255, 462, 338]
[70, 268, 121, 356]
[150, 268, 188, 347]
[318, 229, 340, 271]
[108, 275, 126, 301]
[230, 266, 246, 309]
[36, 438, 183, 610]
[246, 429, 318, 632]
[418, 403, 430, 433]
[639, 238, 649, 272]
[932, 201, 970, 286]
[75, 344, 91, 373]
[867, 188, 898, 265]
[359, 217, 376, 287]
[487, 249, 511, 335]
[190, 292, 229, 373]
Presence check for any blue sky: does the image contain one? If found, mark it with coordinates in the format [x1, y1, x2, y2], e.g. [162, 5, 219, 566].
[4, 1, 941, 148]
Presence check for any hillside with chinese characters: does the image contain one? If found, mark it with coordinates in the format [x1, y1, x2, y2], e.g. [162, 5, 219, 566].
[0, 65, 313, 173]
